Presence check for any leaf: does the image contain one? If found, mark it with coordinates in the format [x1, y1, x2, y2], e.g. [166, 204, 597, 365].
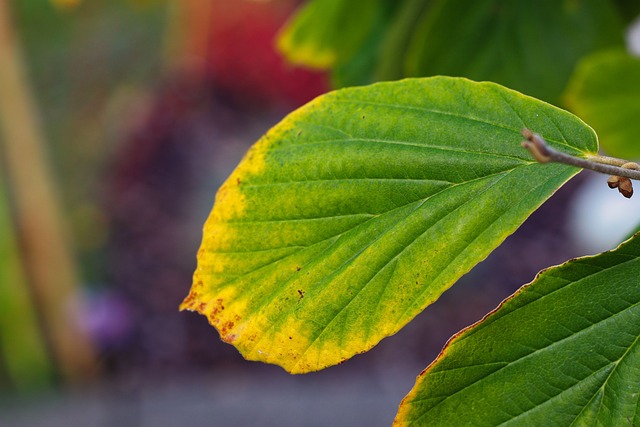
[612, 0, 640, 24]
[181, 76, 597, 374]
[373, 0, 432, 82]
[404, 0, 624, 103]
[395, 233, 640, 427]
[329, 13, 388, 88]
[327, 1, 407, 88]
[564, 49, 640, 160]
[276, 0, 388, 69]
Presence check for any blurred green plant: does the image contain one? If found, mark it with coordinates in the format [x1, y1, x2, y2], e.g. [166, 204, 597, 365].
[12, 0, 167, 284]
[183, 1, 640, 425]
[0, 0, 100, 387]
[0, 0, 169, 390]
[277, 0, 630, 104]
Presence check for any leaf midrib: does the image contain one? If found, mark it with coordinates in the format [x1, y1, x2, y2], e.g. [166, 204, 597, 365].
[213, 168, 513, 258]
[262, 136, 533, 164]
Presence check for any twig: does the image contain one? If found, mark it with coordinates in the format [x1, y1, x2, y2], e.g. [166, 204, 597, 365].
[521, 129, 640, 180]
[521, 129, 639, 198]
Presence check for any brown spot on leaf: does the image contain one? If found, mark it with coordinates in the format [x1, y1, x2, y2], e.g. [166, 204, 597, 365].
[296, 266, 301, 272]
[297, 289, 305, 299]
[180, 292, 197, 308]
[220, 320, 238, 343]
[210, 298, 226, 317]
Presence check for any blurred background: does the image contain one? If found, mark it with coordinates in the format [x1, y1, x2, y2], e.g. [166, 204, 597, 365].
[0, 1, 639, 426]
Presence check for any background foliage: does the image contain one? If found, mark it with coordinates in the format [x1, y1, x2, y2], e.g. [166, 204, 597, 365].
[279, 0, 640, 156]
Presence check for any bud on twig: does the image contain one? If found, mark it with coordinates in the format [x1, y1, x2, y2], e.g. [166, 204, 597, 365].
[617, 177, 633, 198]
[607, 176, 620, 189]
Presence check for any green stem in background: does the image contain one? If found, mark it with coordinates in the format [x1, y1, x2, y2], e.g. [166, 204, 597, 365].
[0, 0, 98, 383]
[521, 129, 640, 198]
[0, 167, 52, 390]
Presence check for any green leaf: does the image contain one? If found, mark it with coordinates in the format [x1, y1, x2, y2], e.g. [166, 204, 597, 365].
[564, 49, 640, 159]
[374, 0, 432, 82]
[612, 0, 640, 24]
[181, 77, 597, 373]
[329, 13, 387, 88]
[395, 233, 640, 426]
[327, 1, 408, 88]
[276, 0, 387, 69]
[404, 0, 624, 103]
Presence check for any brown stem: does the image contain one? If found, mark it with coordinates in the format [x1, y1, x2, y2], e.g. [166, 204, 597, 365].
[521, 129, 640, 181]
